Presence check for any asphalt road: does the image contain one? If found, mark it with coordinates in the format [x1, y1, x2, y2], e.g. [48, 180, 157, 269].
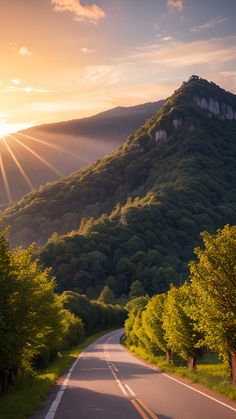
[44, 329, 236, 419]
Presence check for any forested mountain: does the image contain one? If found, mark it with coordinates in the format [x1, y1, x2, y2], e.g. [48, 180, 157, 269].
[0, 100, 165, 205]
[2, 76, 236, 298]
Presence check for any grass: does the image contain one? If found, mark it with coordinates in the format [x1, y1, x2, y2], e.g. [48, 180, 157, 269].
[126, 344, 236, 401]
[0, 329, 115, 419]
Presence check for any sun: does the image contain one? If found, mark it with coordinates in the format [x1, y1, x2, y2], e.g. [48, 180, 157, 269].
[0, 123, 33, 137]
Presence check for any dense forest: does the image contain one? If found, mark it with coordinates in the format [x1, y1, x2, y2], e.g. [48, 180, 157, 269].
[2, 76, 236, 298]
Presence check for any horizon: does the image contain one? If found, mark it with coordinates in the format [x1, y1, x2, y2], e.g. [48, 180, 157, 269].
[0, 0, 236, 135]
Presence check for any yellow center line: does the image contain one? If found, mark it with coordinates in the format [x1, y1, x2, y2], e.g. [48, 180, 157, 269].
[136, 398, 159, 419]
[130, 399, 149, 419]
[104, 338, 158, 419]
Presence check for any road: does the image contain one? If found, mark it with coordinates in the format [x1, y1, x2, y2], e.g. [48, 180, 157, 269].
[44, 329, 236, 419]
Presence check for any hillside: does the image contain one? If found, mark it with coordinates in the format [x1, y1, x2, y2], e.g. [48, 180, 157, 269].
[0, 100, 165, 206]
[2, 75, 236, 297]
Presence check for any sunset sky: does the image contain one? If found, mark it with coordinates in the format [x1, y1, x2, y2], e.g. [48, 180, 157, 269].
[0, 0, 236, 134]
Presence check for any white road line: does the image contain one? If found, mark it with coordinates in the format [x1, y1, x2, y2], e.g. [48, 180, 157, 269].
[125, 384, 136, 397]
[162, 373, 236, 413]
[44, 355, 80, 419]
[117, 379, 129, 397]
[111, 362, 119, 372]
[122, 342, 236, 413]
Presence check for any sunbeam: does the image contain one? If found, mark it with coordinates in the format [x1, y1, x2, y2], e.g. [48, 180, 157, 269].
[0, 152, 13, 203]
[2, 136, 34, 191]
[9, 134, 64, 178]
[16, 132, 85, 161]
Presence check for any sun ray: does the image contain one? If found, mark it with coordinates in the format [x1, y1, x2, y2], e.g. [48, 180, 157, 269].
[0, 152, 13, 203]
[16, 132, 86, 161]
[9, 134, 64, 178]
[2, 136, 34, 191]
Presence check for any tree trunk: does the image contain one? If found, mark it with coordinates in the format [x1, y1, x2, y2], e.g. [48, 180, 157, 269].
[187, 355, 197, 370]
[165, 350, 172, 363]
[230, 352, 236, 386]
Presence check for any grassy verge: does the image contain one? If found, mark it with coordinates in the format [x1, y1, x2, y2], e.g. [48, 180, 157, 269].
[0, 329, 115, 419]
[126, 344, 236, 401]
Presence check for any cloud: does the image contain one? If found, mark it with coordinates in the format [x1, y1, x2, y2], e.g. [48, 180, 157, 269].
[167, 0, 183, 13]
[4, 85, 57, 94]
[81, 47, 94, 54]
[84, 65, 121, 85]
[161, 36, 175, 42]
[190, 16, 230, 32]
[51, 0, 105, 24]
[11, 79, 22, 85]
[130, 36, 236, 68]
[18, 46, 33, 57]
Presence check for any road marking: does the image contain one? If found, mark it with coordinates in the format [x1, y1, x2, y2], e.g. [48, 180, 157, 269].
[130, 399, 149, 419]
[111, 362, 119, 372]
[117, 379, 129, 397]
[122, 341, 236, 414]
[45, 350, 81, 418]
[136, 398, 159, 419]
[105, 335, 160, 419]
[124, 384, 136, 397]
[162, 373, 236, 413]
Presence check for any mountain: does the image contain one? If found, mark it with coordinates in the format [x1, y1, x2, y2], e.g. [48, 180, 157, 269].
[2, 75, 236, 298]
[0, 100, 165, 206]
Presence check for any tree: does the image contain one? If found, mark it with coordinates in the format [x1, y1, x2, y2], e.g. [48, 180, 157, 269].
[189, 225, 236, 383]
[142, 293, 171, 362]
[163, 284, 202, 370]
[0, 234, 65, 390]
[129, 280, 145, 298]
[125, 297, 149, 346]
[98, 286, 116, 305]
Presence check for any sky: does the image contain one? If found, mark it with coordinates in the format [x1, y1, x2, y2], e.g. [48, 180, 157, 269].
[0, 0, 236, 134]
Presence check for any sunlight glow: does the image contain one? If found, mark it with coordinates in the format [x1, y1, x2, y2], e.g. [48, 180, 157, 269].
[0, 123, 33, 138]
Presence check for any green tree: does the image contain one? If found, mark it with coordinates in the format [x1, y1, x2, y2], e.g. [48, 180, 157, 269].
[125, 297, 149, 346]
[189, 225, 236, 383]
[98, 286, 115, 305]
[142, 293, 171, 361]
[129, 280, 146, 298]
[163, 284, 202, 370]
[0, 234, 65, 390]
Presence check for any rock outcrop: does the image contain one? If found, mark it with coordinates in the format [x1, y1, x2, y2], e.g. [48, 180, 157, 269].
[193, 95, 236, 120]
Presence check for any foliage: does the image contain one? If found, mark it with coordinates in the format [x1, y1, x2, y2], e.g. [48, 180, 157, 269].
[163, 284, 202, 369]
[0, 231, 85, 392]
[142, 293, 170, 358]
[63, 290, 127, 335]
[125, 296, 149, 346]
[98, 285, 116, 304]
[129, 280, 146, 298]
[189, 225, 236, 382]
[124, 225, 236, 383]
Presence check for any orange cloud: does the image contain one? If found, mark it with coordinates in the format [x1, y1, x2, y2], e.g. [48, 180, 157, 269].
[167, 0, 183, 13]
[18, 46, 33, 57]
[51, 0, 106, 24]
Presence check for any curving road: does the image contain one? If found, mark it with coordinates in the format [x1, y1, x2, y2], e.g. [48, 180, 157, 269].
[43, 329, 236, 419]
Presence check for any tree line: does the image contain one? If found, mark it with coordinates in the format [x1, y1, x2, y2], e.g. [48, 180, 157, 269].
[125, 225, 236, 384]
[0, 230, 126, 392]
